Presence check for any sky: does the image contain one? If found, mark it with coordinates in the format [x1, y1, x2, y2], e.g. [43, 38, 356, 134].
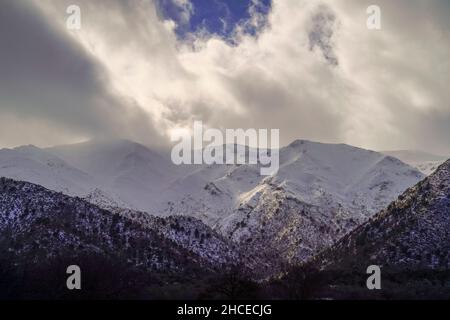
[155, 0, 271, 39]
[0, 0, 449, 155]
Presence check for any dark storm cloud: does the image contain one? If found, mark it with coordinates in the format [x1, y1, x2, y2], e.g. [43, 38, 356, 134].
[0, 0, 163, 147]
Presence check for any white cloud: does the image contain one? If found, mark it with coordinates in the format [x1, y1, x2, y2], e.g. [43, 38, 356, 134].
[172, 0, 194, 25]
[6, 0, 450, 154]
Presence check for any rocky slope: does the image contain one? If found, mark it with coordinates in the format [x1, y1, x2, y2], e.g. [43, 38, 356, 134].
[212, 140, 424, 265]
[118, 210, 238, 267]
[314, 159, 450, 271]
[267, 160, 450, 299]
[0, 177, 236, 276]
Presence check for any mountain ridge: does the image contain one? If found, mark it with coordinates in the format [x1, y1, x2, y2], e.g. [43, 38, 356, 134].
[0, 138, 426, 270]
[313, 159, 450, 271]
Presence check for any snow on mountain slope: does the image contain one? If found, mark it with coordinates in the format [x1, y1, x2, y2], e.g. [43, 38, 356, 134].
[1, 140, 424, 226]
[273, 141, 423, 213]
[159, 140, 425, 268]
[0, 144, 133, 210]
[119, 210, 238, 267]
[0, 177, 236, 274]
[276, 160, 450, 299]
[0, 139, 425, 270]
[315, 158, 450, 271]
[0, 145, 95, 196]
[0, 178, 245, 299]
[344, 155, 425, 213]
[45, 139, 424, 233]
[48, 139, 185, 212]
[163, 162, 263, 226]
[166, 140, 423, 227]
[48, 139, 179, 182]
[218, 141, 423, 265]
[382, 150, 447, 175]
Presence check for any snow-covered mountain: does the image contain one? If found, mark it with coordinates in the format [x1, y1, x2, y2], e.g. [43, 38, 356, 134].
[0, 139, 425, 270]
[316, 159, 450, 271]
[211, 140, 424, 265]
[0, 145, 94, 196]
[0, 177, 240, 298]
[48, 139, 186, 212]
[304, 160, 450, 299]
[165, 140, 424, 224]
[382, 150, 447, 175]
[269, 160, 450, 299]
[0, 177, 201, 271]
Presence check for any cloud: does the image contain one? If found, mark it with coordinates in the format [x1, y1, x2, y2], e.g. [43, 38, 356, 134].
[308, 4, 339, 66]
[156, 0, 194, 29]
[0, 0, 164, 148]
[331, 0, 450, 154]
[1, 0, 449, 155]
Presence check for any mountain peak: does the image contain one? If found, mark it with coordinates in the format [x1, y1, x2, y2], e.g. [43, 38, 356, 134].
[287, 139, 315, 148]
[14, 144, 40, 150]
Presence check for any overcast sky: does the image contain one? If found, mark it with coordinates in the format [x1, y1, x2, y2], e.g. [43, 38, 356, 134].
[0, 0, 449, 155]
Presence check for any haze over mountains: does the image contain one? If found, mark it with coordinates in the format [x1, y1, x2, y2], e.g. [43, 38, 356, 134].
[381, 150, 448, 175]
